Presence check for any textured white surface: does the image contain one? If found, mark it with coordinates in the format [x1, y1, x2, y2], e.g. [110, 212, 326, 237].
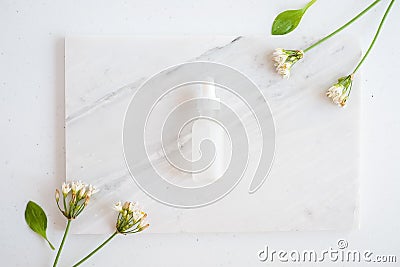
[1, 0, 400, 266]
[65, 36, 360, 234]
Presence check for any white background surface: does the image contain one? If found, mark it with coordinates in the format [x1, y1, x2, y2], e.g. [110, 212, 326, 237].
[0, 0, 399, 266]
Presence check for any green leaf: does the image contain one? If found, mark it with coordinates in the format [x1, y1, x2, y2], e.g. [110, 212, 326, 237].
[25, 201, 55, 250]
[271, 0, 317, 35]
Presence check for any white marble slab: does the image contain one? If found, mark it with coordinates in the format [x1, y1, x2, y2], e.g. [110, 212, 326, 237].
[65, 36, 360, 234]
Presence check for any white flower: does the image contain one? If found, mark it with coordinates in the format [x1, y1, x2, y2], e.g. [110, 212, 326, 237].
[128, 202, 139, 212]
[61, 182, 71, 195]
[272, 48, 288, 66]
[130, 203, 145, 222]
[86, 184, 98, 197]
[78, 186, 86, 198]
[277, 62, 291, 78]
[71, 180, 85, 193]
[115, 200, 149, 234]
[326, 75, 353, 107]
[56, 180, 97, 219]
[127, 202, 146, 221]
[272, 48, 304, 79]
[326, 84, 344, 105]
[132, 209, 145, 221]
[114, 201, 123, 212]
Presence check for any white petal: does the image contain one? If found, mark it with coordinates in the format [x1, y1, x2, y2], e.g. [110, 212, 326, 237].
[114, 201, 122, 211]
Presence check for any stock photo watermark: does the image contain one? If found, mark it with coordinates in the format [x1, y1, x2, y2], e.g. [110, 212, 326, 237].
[258, 239, 397, 264]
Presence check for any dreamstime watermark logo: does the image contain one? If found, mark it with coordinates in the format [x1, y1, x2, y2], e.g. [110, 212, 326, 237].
[258, 239, 397, 264]
[123, 62, 275, 208]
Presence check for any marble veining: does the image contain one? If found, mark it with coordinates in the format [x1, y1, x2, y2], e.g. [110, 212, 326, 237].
[65, 36, 360, 234]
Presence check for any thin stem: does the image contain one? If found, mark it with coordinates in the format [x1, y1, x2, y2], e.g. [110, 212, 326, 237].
[53, 219, 72, 267]
[352, 0, 395, 74]
[304, 0, 318, 11]
[46, 238, 55, 250]
[56, 200, 63, 214]
[304, 0, 381, 53]
[62, 195, 66, 212]
[73, 203, 85, 218]
[72, 231, 118, 267]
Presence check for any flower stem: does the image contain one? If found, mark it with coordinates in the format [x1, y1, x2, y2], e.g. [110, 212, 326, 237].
[53, 219, 72, 267]
[72, 231, 118, 267]
[304, 0, 318, 11]
[303, 0, 381, 53]
[352, 0, 395, 74]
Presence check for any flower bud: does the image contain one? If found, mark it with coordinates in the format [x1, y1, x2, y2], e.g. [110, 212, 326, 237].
[79, 186, 86, 199]
[326, 75, 353, 107]
[122, 201, 130, 211]
[138, 223, 150, 232]
[55, 189, 60, 202]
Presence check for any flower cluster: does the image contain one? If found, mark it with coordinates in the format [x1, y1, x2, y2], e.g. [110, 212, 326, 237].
[326, 75, 353, 107]
[55, 181, 98, 219]
[114, 201, 149, 234]
[272, 48, 304, 78]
